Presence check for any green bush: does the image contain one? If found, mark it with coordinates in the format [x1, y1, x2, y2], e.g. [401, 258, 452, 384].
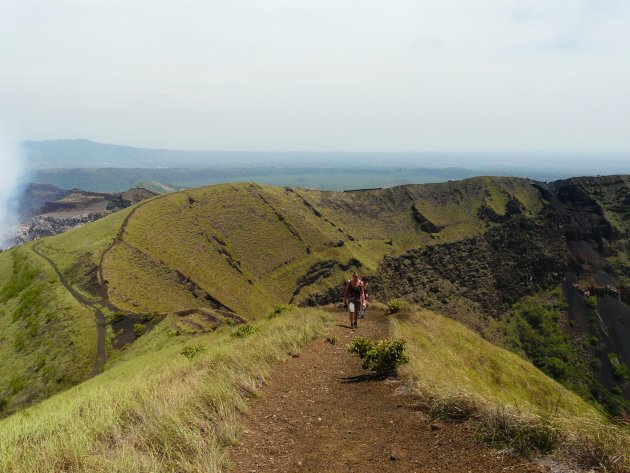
[386, 300, 400, 314]
[231, 324, 258, 338]
[133, 323, 145, 338]
[180, 344, 207, 360]
[586, 295, 598, 310]
[348, 336, 409, 376]
[608, 353, 630, 383]
[13, 331, 26, 352]
[511, 295, 573, 382]
[268, 303, 296, 319]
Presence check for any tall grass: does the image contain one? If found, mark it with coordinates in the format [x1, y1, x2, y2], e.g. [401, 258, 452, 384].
[0, 309, 331, 472]
[392, 308, 630, 471]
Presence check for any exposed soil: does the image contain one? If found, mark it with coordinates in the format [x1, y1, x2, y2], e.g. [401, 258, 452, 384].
[228, 308, 544, 472]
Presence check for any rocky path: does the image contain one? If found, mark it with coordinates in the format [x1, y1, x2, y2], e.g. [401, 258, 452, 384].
[228, 308, 544, 472]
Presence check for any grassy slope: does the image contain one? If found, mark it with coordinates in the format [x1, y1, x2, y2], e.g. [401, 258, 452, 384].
[109, 178, 543, 318]
[0, 309, 331, 472]
[393, 308, 629, 470]
[35, 207, 134, 301]
[0, 247, 95, 416]
[394, 308, 596, 417]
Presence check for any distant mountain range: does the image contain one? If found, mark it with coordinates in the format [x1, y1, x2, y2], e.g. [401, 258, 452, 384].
[24, 139, 630, 176]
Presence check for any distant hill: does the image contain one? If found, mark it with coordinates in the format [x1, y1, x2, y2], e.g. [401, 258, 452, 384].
[8, 184, 159, 247]
[25, 139, 630, 196]
[31, 166, 483, 193]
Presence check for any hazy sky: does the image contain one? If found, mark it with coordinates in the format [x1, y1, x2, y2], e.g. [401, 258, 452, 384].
[1, 0, 630, 152]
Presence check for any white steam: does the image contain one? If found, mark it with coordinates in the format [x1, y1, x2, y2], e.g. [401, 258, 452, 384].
[0, 126, 27, 248]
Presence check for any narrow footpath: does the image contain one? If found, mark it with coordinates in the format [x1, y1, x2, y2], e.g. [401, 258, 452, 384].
[228, 308, 544, 472]
[31, 242, 107, 376]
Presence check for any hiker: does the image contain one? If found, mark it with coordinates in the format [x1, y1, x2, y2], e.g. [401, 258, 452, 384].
[343, 271, 365, 329]
[360, 281, 369, 319]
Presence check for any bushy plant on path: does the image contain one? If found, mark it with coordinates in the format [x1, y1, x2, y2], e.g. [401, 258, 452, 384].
[348, 336, 409, 376]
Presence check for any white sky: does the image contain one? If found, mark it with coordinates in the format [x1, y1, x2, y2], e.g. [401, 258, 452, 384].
[1, 0, 630, 151]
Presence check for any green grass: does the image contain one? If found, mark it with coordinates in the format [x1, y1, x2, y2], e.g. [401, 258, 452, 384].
[109, 178, 543, 318]
[0, 308, 331, 472]
[0, 248, 95, 417]
[34, 207, 134, 300]
[392, 308, 630, 471]
[486, 287, 630, 417]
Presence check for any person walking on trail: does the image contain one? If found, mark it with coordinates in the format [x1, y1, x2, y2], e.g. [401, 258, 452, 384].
[343, 272, 365, 329]
[360, 281, 369, 319]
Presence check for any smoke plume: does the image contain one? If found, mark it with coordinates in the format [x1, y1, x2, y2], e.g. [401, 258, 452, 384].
[0, 126, 27, 248]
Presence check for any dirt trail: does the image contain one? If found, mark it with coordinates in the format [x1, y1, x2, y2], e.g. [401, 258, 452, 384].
[31, 242, 107, 376]
[228, 308, 544, 472]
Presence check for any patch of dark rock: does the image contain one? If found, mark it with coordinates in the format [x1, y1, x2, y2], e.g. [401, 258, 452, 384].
[291, 258, 362, 304]
[377, 217, 569, 316]
[254, 191, 304, 242]
[209, 235, 245, 275]
[411, 203, 443, 233]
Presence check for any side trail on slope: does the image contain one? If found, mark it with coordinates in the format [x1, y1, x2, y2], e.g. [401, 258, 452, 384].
[228, 308, 544, 472]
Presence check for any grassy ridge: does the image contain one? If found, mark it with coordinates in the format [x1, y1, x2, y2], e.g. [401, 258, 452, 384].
[393, 308, 629, 470]
[110, 179, 543, 318]
[0, 308, 331, 472]
[34, 207, 134, 301]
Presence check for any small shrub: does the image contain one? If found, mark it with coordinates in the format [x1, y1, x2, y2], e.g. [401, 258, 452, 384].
[348, 336, 409, 376]
[480, 407, 559, 456]
[180, 344, 207, 360]
[142, 312, 161, 323]
[13, 331, 26, 351]
[9, 375, 25, 394]
[268, 304, 296, 319]
[608, 353, 630, 383]
[387, 300, 400, 314]
[231, 324, 258, 338]
[133, 323, 145, 338]
[109, 312, 126, 323]
[586, 295, 598, 310]
[0, 397, 7, 412]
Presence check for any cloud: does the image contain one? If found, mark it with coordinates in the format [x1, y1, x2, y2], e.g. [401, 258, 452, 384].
[0, 123, 27, 247]
[0, 1, 629, 151]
